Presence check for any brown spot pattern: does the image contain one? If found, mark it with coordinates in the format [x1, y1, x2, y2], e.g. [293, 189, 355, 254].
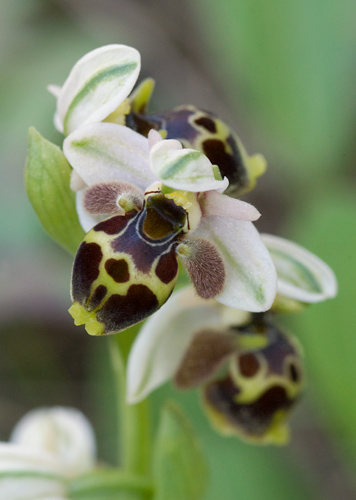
[105, 258, 130, 283]
[194, 116, 217, 133]
[94, 211, 137, 235]
[204, 376, 294, 437]
[155, 252, 178, 284]
[96, 284, 159, 334]
[202, 137, 248, 196]
[112, 198, 185, 274]
[88, 285, 107, 311]
[288, 362, 300, 383]
[238, 353, 260, 378]
[238, 317, 302, 379]
[71, 242, 103, 304]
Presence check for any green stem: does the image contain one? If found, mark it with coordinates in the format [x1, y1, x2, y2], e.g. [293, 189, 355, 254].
[68, 469, 153, 499]
[109, 326, 151, 475]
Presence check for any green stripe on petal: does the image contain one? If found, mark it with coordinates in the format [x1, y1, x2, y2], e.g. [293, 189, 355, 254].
[56, 44, 140, 135]
[261, 233, 338, 302]
[158, 151, 202, 179]
[64, 62, 137, 135]
[269, 248, 322, 293]
[149, 139, 228, 192]
[63, 123, 154, 192]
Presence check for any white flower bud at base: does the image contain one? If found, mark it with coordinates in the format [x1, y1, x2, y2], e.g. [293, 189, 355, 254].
[10, 407, 96, 476]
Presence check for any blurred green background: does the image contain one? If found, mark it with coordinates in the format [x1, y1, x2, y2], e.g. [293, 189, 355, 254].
[1, 0, 356, 498]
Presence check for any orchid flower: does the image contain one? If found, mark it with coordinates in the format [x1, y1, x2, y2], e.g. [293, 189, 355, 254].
[126, 236, 337, 443]
[65, 128, 277, 336]
[0, 407, 96, 499]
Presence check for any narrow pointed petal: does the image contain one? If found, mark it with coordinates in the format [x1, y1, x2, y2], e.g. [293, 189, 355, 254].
[190, 216, 277, 311]
[199, 190, 260, 221]
[77, 181, 143, 232]
[149, 138, 228, 192]
[261, 233, 338, 302]
[0, 444, 67, 499]
[127, 287, 222, 403]
[56, 44, 140, 135]
[63, 122, 155, 192]
[174, 329, 237, 389]
[83, 181, 143, 215]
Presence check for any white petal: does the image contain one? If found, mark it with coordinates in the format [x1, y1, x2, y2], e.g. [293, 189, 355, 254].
[127, 287, 222, 403]
[149, 139, 228, 192]
[56, 44, 140, 134]
[261, 233, 338, 302]
[0, 443, 67, 499]
[190, 216, 277, 311]
[199, 190, 260, 221]
[64, 122, 155, 192]
[10, 407, 96, 476]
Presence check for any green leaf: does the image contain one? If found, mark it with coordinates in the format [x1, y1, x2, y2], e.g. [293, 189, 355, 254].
[153, 401, 208, 500]
[25, 127, 85, 254]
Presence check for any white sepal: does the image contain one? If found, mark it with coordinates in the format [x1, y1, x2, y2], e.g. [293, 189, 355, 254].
[149, 139, 228, 192]
[261, 233, 338, 302]
[63, 122, 155, 192]
[55, 44, 140, 135]
[127, 287, 222, 403]
[189, 216, 277, 311]
[0, 443, 67, 499]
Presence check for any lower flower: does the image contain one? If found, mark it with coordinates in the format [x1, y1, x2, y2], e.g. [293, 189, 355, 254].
[198, 316, 304, 445]
[0, 407, 96, 499]
[127, 237, 337, 444]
